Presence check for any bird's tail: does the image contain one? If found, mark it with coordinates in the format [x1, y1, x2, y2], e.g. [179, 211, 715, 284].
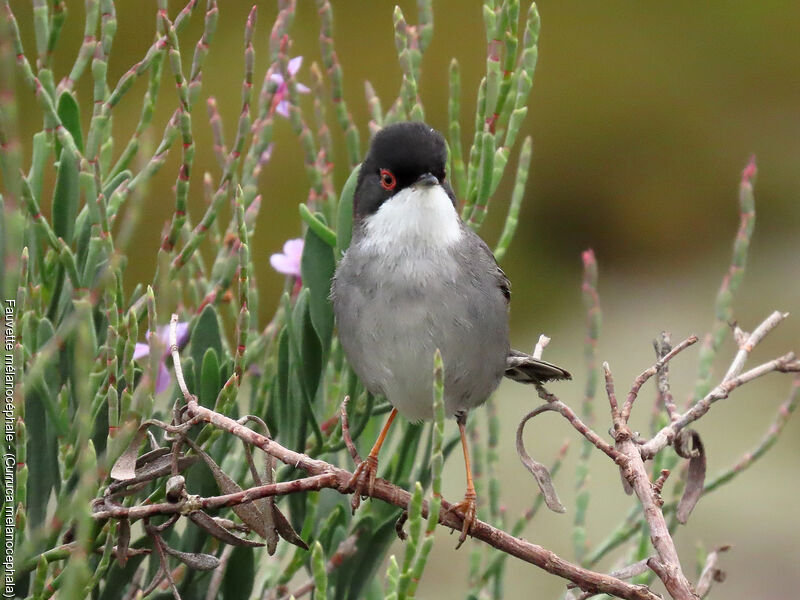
[505, 349, 571, 384]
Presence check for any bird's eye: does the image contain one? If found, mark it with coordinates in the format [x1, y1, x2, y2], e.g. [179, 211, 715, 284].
[379, 169, 397, 191]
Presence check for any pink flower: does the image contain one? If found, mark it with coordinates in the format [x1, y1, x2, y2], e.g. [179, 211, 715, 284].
[270, 56, 310, 118]
[133, 322, 190, 394]
[270, 238, 304, 278]
[259, 143, 274, 166]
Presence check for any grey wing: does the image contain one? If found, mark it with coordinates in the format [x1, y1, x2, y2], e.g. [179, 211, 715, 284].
[465, 230, 571, 385]
[470, 230, 511, 303]
[496, 262, 511, 303]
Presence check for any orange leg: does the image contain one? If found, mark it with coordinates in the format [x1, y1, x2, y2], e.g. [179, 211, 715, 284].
[445, 413, 478, 548]
[348, 408, 398, 511]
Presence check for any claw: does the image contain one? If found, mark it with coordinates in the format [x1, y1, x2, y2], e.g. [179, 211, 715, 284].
[347, 454, 379, 513]
[444, 490, 477, 549]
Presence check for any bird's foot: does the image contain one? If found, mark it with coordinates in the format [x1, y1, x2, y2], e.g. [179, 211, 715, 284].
[347, 454, 378, 513]
[444, 490, 477, 549]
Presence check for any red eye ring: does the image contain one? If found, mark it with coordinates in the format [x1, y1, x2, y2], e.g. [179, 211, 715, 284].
[379, 169, 396, 191]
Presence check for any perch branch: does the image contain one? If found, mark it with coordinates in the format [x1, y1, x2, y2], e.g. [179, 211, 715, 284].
[99, 315, 659, 600]
[97, 308, 797, 600]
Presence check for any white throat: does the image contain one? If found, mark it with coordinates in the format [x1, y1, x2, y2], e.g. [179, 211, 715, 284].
[360, 185, 464, 254]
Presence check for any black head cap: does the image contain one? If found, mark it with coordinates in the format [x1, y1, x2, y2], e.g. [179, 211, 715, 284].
[353, 122, 451, 220]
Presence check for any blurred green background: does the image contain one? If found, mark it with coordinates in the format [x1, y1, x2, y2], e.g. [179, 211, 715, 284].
[10, 1, 800, 598]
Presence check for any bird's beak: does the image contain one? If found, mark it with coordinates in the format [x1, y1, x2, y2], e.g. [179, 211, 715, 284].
[415, 172, 439, 188]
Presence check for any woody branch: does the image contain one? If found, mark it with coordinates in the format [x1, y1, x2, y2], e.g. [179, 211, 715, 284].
[516, 310, 799, 600]
[91, 314, 663, 600]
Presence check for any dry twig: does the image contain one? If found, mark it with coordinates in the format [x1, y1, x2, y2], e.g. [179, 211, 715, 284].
[111, 315, 660, 600]
[92, 294, 797, 600]
[512, 308, 798, 600]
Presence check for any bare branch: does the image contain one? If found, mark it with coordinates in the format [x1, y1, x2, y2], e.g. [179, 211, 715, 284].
[621, 335, 698, 423]
[518, 398, 624, 466]
[111, 311, 796, 600]
[675, 430, 706, 523]
[568, 557, 653, 599]
[617, 447, 695, 599]
[722, 310, 787, 382]
[695, 545, 730, 598]
[603, 362, 621, 424]
[601, 358, 697, 599]
[170, 313, 193, 401]
[148, 526, 182, 600]
[533, 334, 550, 359]
[568, 558, 652, 589]
[653, 469, 670, 500]
[94, 474, 338, 521]
[642, 351, 799, 458]
[654, 333, 680, 423]
[105, 314, 661, 600]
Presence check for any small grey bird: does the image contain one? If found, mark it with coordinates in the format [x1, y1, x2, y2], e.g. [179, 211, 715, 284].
[332, 121, 570, 545]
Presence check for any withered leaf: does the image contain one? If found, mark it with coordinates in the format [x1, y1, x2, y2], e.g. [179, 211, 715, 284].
[110, 424, 149, 481]
[107, 481, 149, 498]
[188, 510, 265, 548]
[108, 455, 199, 494]
[516, 417, 566, 513]
[138, 454, 198, 480]
[243, 440, 278, 554]
[135, 447, 171, 468]
[146, 429, 160, 451]
[262, 494, 278, 555]
[676, 429, 706, 524]
[609, 558, 651, 581]
[239, 417, 280, 555]
[272, 503, 309, 550]
[161, 544, 221, 571]
[185, 439, 269, 539]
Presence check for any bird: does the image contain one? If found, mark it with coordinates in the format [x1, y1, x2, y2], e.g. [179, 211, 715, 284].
[331, 121, 570, 547]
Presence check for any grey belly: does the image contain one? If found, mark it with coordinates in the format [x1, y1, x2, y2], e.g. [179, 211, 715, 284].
[333, 252, 509, 421]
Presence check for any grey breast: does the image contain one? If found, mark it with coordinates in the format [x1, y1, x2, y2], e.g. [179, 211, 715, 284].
[332, 229, 509, 421]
